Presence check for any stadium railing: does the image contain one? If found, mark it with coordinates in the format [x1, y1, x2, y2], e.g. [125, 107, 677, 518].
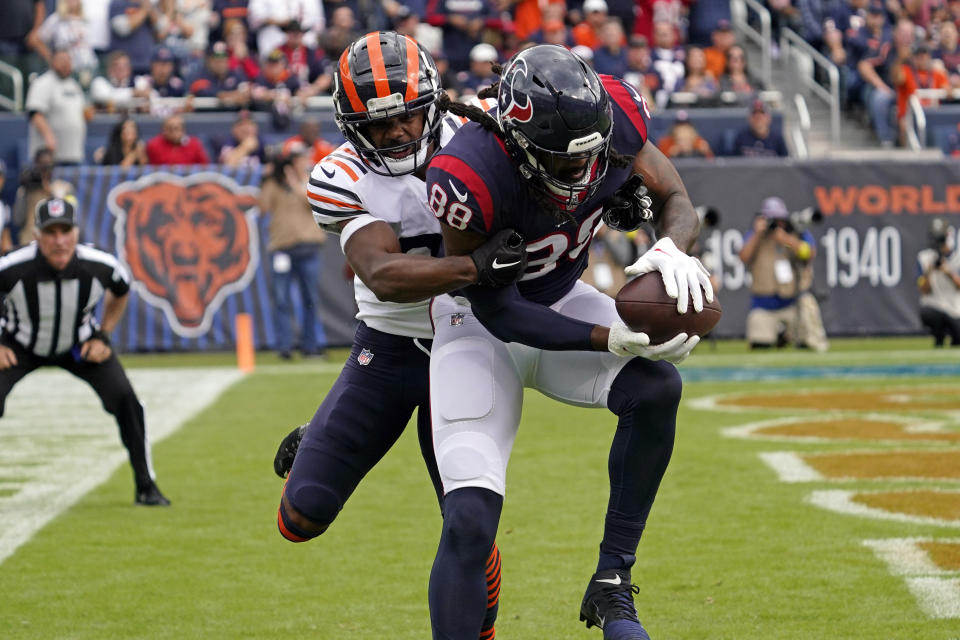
[779, 27, 841, 145]
[730, 0, 773, 90]
[0, 60, 24, 112]
[906, 89, 960, 154]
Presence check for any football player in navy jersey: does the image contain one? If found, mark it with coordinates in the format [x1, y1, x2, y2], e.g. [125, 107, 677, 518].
[273, 32, 523, 639]
[424, 45, 714, 640]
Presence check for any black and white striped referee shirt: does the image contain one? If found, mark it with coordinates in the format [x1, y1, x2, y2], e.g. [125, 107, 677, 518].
[0, 244, 130, 357]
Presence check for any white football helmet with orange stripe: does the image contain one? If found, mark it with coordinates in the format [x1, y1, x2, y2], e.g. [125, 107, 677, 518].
[333, 31, 442, 177]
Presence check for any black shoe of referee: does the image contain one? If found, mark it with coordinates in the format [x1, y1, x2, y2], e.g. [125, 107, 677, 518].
[136, 483, 171, 506]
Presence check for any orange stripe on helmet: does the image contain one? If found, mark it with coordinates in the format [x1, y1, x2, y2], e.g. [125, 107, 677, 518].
[338, 49, 366, 113]
[403, 36, 420, 101]
[366, 32, 391, 98]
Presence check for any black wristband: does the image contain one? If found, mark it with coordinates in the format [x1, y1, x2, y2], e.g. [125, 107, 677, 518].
[92, 330, 111, 347]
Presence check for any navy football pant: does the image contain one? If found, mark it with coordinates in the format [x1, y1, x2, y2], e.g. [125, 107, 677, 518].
[282, 322, 442, 530]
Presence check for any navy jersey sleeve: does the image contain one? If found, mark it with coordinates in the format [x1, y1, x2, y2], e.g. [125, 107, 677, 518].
[600, 75, 652, 155]
[426, 150, 499, 236]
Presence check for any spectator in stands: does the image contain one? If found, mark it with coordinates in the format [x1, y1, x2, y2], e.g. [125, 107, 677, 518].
[573, 0, 609, 50]
[0, 0, 49, 86]
[213, 110, 264, 167]
[25, 49, 90, 165]
[282, 118, 335, 165]
[248, 0, 323, 60]
[12, 147, 75, 245]
[109, 0, 162, 75]
[895, 42, 949, 140]
[946, 122, 960, 156]
[651, 19, 686, 105]
[681, 45, 718, 101]
[38, 0, 98, 87]
[223, 18, 258, 81]
[859, 15, 915, 147]
[593, 17, 629, 77]
[157, 0, 211, 62]
[426, 0, 500, 72]
[209, 0, 249, 44]
[633, 0, 689, 43]
[187, 40, 250, 108]
[320, 7, 361, 62]
[704, 18, 735, 79]
[81, 0, 111, 60]
[719, 44, 756, 100]
[258, 142, 327, 360]
[732, 98, 789, 157]
[250, 48, 301, 118]
[822, 16, 848, 69]
[739, 196, 828, 352]
[0, 161, 12, 254]
[916, 217, 960, 347]
[279, 20, 333, 97]
[540, 18, 573, 47]
[459, 43, 499, 95]
[432, 49, 464, 100]
[658, 110, 714, 158]
[688, 0, 732, 47]
[140, 45, 186, 98]
[91, 50, 152, 112]
[145, 114, 210, 164]
[623, 34, 659, 107]
[99, 117, 148, 166]
[934, 20, 960, 86]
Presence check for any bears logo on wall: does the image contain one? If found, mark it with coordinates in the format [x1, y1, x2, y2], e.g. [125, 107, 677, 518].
[107, 172, 260, 338]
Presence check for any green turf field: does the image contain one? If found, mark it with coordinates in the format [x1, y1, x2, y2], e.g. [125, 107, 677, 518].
[1, 338, 959, 639]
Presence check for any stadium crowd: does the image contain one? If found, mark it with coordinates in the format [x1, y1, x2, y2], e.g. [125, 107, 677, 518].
[0, 1, 957, 162]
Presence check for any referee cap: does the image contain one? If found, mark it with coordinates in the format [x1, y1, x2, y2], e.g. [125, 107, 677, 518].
[35, 197, 78, 230]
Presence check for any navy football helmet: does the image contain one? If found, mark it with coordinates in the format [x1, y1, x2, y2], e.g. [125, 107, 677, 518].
[496, 45, 613, 212]
[333, 31, 442, 176]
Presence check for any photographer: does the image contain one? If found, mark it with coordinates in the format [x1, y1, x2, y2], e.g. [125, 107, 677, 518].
[12, 147, 75, 248]
[258, 142, 327, 360]
[916, 218, 960, 347]
[739, 196, 828, 352]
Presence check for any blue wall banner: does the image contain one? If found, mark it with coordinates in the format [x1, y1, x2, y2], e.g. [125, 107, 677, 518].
[58, 165, 358, 352]
[676, 158, 960, 337]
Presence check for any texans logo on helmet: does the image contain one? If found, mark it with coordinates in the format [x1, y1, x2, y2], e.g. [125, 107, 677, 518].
[499, 58, 533, 123]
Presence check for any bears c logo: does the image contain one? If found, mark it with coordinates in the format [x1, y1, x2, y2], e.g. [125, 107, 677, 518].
[107, 172, 261, 338]
[498, 58, 533, 123]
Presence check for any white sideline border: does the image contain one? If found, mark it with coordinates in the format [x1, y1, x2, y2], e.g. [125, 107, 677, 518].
[0, 367, 243, 567]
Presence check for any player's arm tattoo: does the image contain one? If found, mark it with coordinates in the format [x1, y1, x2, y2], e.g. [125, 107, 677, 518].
[631, 142, 700, 252]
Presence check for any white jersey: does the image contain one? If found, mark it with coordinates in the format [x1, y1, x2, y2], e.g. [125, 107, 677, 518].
[306, 100, 494, 339]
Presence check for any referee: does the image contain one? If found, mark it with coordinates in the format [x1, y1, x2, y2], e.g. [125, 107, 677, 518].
[0, 197, 170, 506]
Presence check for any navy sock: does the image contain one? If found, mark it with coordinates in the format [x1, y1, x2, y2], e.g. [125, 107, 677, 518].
[598, 358, 682, 572]
[430, 487, 503, 640]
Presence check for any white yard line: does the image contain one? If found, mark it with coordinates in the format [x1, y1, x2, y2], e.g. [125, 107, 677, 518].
[811, 490, 960, 528]
[0, 367, 243, 567]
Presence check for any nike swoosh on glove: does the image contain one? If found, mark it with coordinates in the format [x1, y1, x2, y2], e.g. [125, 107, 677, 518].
[472, 229, 527, 287]
[625, 237, 715, 313]
[607, 320, 700, 364]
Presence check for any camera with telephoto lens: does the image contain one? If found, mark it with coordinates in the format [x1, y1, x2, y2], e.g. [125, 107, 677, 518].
[788, 207, 822, 234]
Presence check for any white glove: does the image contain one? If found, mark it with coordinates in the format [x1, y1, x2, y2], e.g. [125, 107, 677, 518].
[625, 237, 715, 314]
[607, 320, 701, 364]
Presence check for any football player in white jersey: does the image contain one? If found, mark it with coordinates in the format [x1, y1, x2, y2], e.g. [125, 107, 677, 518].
[273, 32, 520, 640]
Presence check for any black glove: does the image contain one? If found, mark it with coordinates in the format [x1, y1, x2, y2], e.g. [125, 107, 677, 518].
[602, 173, 653, 232]
[471, 229, 527, 287]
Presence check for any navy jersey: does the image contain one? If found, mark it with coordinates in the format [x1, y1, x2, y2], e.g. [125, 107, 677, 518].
[427, 75, 651, 306]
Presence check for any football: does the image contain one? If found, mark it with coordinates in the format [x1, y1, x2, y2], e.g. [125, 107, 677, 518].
[614, 272, 723, 344]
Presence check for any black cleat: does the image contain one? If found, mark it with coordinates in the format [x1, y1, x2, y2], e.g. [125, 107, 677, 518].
[135, 484, 171, 506]
[580, 569, 651, 640]
[273, 423, 307, 479]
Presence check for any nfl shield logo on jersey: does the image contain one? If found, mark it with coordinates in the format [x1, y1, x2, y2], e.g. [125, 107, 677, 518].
[450, 313, 464, 327]
[357, 348, 374, 366]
